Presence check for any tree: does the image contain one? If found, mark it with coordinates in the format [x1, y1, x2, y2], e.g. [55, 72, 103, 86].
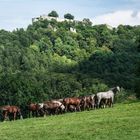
[0, 15, 140, 108]
[135, 36, 140, 98]
[48, 11, 59, 18]
[64, 13, 74, 20]
[83, 18, 92, 26]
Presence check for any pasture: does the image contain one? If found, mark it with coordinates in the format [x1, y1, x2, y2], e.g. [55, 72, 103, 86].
[0, 102, 140, 140]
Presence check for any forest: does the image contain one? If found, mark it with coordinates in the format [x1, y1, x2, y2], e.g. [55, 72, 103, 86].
[0, 12, 140, 107]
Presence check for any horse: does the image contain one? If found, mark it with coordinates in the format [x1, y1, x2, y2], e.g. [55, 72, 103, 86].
[96, 86, 120, 108]
[68, 105, 77, 112]
[90, 94, 98, 109]
[99, 96, 114, 108]
[27, 103, 40, 117]
[51, 100, 65, 114]
[63, 97, 81, 112]
[35, 103, 46, 117]
[52, 99, 63, 103]
[80, 96, 91, 111]
[43, 100, 65, 115]
[0, 105, 22, 121]
[80, 95, 97, 111]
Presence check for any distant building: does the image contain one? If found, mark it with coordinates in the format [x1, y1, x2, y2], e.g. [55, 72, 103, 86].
[32, 14, 85, 24]
[106, 24, 113, 30]
[32, 14, 94, 33]
[32, 15, 56, 23]
[70, 27, 77, 33]
[32, 17, 40, 23]
[32, 15, 76, 23]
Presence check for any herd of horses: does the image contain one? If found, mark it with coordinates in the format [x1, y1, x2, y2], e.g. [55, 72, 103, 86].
[0, 86, 120, 121]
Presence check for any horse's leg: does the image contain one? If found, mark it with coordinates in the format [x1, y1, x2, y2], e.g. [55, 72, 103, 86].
[56, 107, 59, 115]
[6, 111, 9, 121]
[31, 111, 33, 117]
[3, 111, 7, 121]
[104, 99, 107, 108]
[32, 111, 35, 117]
[89, 102, 92, 110]
[110, 98, 112, 107]
[36, 110, 38, 117]
[77, 104, 81, 112]
[74, 106, 76, 112]
[101, 99, 104, 108]
[13, 112, 16, 121]
[98, 99, 101, 109]
[108, 98, 111, 107]
[111, 97, 114, 107]
[28, 110, 31, 118]
[90, 101, 93, 109]
[87, 103, 90, 111]
[96, 96, 101, 109]
[103, 100, 105, 108]
[65, 104, 68, 112]
[91, 99, 96, 109]
[2, 111, 5, 121]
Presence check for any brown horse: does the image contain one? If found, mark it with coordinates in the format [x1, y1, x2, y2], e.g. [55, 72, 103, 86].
[63, 97, 81, 112]
[27, 103, 40, 117]
[80, 95, 98, 111]
[0, 105, 22, 121]
[81, 96, 94, 110]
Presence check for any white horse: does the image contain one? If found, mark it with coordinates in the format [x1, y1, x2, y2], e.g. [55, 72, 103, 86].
[96, 86, 120, 108]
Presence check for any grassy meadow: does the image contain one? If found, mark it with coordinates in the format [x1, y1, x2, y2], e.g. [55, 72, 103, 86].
[0, 102, 140, 140]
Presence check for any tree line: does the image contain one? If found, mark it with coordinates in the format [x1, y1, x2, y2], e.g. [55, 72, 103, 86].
[0, 11, 140, 108]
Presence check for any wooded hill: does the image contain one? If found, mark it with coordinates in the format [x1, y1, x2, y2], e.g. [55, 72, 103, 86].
[0, 14, 140, 106]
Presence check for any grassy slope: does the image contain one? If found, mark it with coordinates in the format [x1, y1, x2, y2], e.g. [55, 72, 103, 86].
[0, 102, 140, 140]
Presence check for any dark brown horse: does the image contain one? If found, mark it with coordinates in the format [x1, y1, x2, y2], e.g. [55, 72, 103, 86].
[0, 105, 22, 121]
[81, 96, 94, 110]
[63, 97, 81, 112]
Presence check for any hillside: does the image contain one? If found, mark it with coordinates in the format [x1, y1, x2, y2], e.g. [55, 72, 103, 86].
[0, 102, 140, 140]
[0, 16, 140, 107]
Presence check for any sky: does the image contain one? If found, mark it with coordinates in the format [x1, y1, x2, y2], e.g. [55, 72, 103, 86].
[0, 0, 140, 31]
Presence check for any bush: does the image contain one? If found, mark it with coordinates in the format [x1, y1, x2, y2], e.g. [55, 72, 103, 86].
[116, 88, 137, 103]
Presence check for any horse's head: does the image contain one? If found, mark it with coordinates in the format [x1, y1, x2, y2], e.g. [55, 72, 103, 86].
[116, 86, 120, 92]
[111, 86, 120, 94]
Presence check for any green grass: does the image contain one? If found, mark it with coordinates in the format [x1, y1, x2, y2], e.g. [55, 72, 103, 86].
[0, 102, 140, 140]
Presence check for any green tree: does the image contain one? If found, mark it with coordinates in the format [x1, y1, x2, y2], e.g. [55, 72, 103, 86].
[83, 18, 92, 26]
[48, 10, 59, 18]
[64, 13, 74, 20]
[135, 36, 140, 98]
